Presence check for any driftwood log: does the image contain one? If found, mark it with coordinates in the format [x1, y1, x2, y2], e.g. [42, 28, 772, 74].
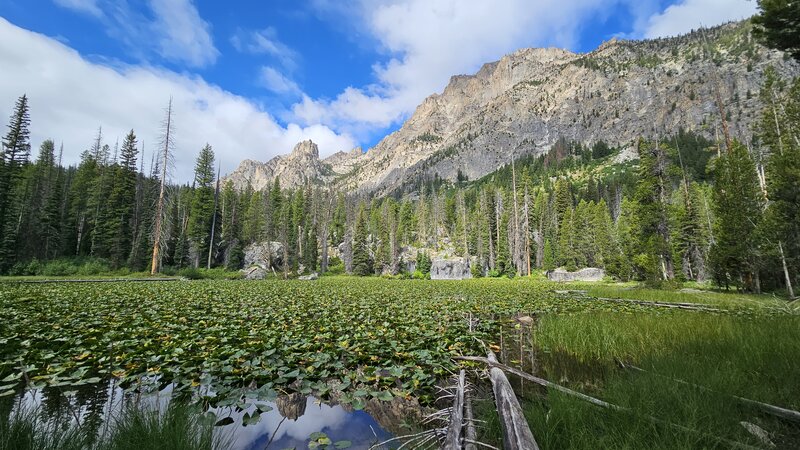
[456, 355, 761, 450]
[586, 295, 724, 312]
[487, 351, 539, 450]
[443, 370, 466, 450]
[619, 361, 800, 423]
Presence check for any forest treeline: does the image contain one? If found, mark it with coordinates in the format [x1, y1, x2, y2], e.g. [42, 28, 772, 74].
[0, 67, 797, 294]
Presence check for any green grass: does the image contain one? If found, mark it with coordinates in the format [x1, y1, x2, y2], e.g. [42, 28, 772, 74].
[491, 311, 800, 449]
[2, 277, 797, 448]
[585, 284, 789, 310]
[0, 401, 225, 450]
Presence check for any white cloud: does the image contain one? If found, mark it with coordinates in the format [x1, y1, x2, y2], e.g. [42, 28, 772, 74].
[0, 18, 355, 181]
[295, 0, 625, 137]
[147, 0, 219, 67]
[259, 67, 302, 96]
[231, 27, 299, 71]
[54, 0, 219, 68]
[53, 0, 103, 17]
[642, 0, 758, 39]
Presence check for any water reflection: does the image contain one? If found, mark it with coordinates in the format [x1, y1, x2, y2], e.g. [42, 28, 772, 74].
[231, 396, 390, 450]
[10, 380, 399, 450]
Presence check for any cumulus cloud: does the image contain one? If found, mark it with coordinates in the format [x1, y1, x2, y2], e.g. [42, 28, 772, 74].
[295, 0, 625, 136]
[147, 0, 219, 67]
[0, 18, 355, 181]
[642, 0, 759, 39]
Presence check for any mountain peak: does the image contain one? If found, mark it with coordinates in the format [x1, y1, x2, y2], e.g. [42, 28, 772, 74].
[290, 140, 320, 159]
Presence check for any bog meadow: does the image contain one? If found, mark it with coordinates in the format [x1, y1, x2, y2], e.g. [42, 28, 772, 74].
[1, 1, 800, 449]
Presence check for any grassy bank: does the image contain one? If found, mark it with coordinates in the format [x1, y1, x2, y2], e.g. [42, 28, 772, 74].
[475, 309, 800, 448]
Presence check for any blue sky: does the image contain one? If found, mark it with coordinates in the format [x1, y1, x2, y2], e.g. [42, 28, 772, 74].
[0, 0, 758, 181]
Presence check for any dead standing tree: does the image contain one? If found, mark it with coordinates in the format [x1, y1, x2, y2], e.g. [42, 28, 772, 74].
[150, 98, 174, 274]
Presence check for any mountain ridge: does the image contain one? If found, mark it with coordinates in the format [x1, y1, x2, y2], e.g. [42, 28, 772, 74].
[225, 20, 799, 195]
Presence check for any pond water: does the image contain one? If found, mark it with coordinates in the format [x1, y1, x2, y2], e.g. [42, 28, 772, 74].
[7, 380, 401, 450]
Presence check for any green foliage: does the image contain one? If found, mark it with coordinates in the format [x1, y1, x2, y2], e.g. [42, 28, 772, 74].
[709, 142, 764, 290]
[352, 203, 372, 276]
[415, 251, 432, 275]
[753, 0, 800, 60]
[187, 144, 217, 267]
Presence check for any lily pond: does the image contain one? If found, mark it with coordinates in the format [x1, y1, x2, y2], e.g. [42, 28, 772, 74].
[1, 278, 799, 449]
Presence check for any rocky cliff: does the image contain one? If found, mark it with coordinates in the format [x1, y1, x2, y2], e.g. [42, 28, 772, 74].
[225, 21, 799, 195]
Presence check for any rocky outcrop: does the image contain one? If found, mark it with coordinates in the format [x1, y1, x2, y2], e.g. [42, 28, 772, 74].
[430, 257, 472, 280]
[243, 241, 284, 271]
[547, 267, 605, 282]
[341, 22, 798, 195]
[223, 140, 331, 191]
[243, 266, 267, 280]
[323, 147, 363, 174]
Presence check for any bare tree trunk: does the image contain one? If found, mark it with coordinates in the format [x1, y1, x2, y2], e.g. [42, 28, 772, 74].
[511, 153, 522, 273]
[207, 165, 220, 269]
[151, 98, 173, 274]
[779, 241, 795, 299]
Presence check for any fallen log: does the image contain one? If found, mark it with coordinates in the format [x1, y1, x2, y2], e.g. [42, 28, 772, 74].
[464, 392, 478, 450]
[443, 370, 466, 450]
[487, 351, 539, 450]
[586, 295, 724, 312]
[456, 355, 761, 450]
[619, 361, 800, 423]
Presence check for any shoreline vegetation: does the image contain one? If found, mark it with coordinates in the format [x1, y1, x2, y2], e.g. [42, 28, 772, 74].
[2, 277, 798, 448]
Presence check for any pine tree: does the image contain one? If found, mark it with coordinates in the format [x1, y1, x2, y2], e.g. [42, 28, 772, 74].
[759, 71, 799, 296]
[102, 130, 138, 268]
[710, 141, 764, 291]
[0, 95, 31, 271]
[753, 0, 800, 60]
[634, 140, 675, 282]
[187, 144, 216, 267]
[352, 203, 372, 276]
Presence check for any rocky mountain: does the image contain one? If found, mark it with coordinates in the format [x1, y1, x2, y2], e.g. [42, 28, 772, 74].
[226, 21, 799, 195]
[223, 140, 329, 191]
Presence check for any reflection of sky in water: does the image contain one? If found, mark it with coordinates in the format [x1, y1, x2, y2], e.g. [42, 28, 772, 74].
[230, 397, 392, 450]
[16, 382, 393, 450]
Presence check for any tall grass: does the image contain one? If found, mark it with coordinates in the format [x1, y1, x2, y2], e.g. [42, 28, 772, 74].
[0, 401, 228, 450]
[489, 311, 800, 448]
[586, 285, 787, 309]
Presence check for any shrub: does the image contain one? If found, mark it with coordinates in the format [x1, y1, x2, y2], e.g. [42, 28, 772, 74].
[42, 260, 78, 276]
[411, 270, 429, 280]
[77, 259, 110, 275]
[177, 267, 203, 280]
[325, 258, 345, 275]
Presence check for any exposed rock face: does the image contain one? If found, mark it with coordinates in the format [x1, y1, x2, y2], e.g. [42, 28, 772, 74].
[298, 272, 318, 281]
[547, 267, 605, 282]
[343, 22, 798, 195]
[243, 241, 284, 271]
[243, 266, 267, 280]
[223, 140, 333, 191]
[224, 22, 799, 196]
[323, 147, 363, 174]
[430, 257, 472, 280]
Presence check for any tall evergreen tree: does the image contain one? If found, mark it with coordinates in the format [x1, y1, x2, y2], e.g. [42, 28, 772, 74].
[187, 144, 216, 267]
[352, 203, 372, 276]
[710, 142, 764, 291]
[0, 95, 31, 271]
[634, 140, 675, 282]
